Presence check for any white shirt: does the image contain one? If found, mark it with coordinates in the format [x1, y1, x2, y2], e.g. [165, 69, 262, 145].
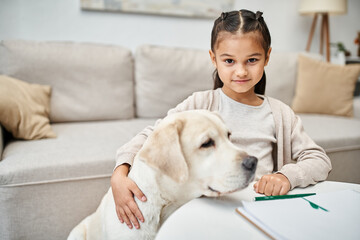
[219, 90, 276, 180]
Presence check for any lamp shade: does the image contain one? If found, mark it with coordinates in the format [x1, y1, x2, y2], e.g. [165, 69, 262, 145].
[299, 0, 347, 15]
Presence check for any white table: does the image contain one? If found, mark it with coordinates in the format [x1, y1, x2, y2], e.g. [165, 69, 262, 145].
[155, 181, 360, 240]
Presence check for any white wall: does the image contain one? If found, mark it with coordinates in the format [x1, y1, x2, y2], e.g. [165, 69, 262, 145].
[0, 0, 359, 56]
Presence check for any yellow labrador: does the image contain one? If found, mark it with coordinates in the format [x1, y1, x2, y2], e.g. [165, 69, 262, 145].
[68, 110, 257, 240]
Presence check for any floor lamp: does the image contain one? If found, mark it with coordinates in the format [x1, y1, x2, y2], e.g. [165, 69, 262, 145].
[299, 0, 347, 62]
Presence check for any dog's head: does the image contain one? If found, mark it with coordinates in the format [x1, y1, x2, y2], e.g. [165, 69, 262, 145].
[138, 110, 257, 197]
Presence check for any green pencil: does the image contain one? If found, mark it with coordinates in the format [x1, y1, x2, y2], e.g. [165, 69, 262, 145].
[254, 193, 316, 201]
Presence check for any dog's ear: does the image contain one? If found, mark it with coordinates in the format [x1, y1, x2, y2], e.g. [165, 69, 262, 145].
[138, 119, 188, 184]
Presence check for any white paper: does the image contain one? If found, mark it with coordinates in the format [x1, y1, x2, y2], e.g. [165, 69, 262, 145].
[236, 190, 360, 240]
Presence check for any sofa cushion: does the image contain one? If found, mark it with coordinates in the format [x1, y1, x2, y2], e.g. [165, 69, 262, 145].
[299, 114, 360, 153]
[0, 119, 155, 186]
[265, 52, 323, 106]
[135, 45, 214, 118]
[0, 75, 56, 140]
[135, 47, 320, 117]
[0, 40, 135, 122]
[265, 52, 299, 105]
[292, 55, 360, 117]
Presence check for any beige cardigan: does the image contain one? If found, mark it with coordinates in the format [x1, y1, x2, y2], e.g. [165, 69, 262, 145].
[116, 89, 332, 189]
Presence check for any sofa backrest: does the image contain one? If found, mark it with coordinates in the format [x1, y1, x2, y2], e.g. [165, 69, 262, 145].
[135, 45, 302, 118]
[1, 40, 311, 121]
[265, 52, 299, 106]
[0, 40, 135, 122]
[134, 45, 214, 118]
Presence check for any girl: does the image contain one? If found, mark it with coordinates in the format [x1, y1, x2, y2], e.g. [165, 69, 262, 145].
[111, 9, 332, 230]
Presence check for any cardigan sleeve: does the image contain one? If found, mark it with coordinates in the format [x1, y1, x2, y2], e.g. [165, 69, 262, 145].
[114, 90, 217, 169]
[114, 124, 156, 169]
[278, 112, 332, 189]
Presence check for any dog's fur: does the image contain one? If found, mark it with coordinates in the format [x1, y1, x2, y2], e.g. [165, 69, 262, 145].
[68, 110, 257, 240]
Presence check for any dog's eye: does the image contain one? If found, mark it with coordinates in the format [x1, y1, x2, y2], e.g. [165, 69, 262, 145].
[201, 139, 215, 148]
[227, 132, 231, 139]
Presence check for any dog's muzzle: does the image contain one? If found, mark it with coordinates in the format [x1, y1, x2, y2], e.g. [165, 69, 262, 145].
[241, 156, 258, 173]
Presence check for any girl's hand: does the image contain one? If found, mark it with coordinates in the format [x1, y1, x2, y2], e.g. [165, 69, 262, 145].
[253, 173, 291, 196]
[111, 164, 147, 229]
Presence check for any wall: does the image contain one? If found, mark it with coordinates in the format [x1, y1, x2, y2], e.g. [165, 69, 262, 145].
[0, 0, 359, 56]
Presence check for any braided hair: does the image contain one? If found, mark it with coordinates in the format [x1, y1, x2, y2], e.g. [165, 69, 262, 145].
[210, 9, 272, 95]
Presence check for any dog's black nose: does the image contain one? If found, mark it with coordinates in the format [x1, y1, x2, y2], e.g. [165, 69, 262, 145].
[242, 156, 258, 172]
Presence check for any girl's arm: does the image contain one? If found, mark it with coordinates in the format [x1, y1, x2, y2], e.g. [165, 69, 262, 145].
[111, 122, 162, 229]
[255, 99, 331, 196]
[279, 114, 332, 189]
[111, 164, 146, 229]
[114, 125, 156, 168]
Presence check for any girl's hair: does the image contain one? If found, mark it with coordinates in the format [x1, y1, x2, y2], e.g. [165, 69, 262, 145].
[211, 9, 271, 95]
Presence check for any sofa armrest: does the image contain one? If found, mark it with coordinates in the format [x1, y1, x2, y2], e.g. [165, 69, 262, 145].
[354, 96, 360, 119]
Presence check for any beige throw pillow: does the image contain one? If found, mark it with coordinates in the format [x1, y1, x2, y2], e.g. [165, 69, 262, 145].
[292, 55, 360, 117]
[0, 75, 56, 140]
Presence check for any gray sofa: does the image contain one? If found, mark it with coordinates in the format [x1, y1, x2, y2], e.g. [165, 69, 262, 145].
[0, 40, 359, 240]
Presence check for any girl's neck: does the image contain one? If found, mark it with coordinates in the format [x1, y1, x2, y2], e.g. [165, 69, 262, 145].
[221, 87, 263, 106]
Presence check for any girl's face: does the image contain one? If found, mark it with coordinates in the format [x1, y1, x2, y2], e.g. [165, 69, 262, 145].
[209, 31, 271, 102]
